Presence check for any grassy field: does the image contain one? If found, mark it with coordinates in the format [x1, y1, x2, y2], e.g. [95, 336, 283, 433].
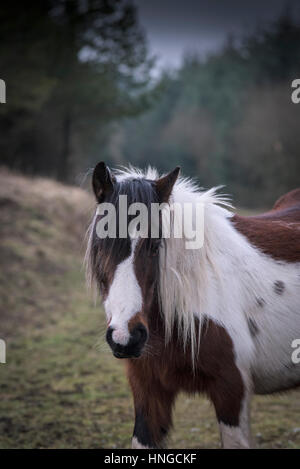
[0, 169, 299, 449]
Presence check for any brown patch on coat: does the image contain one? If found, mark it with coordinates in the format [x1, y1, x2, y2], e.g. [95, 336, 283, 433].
[128, 312, 148, 333]
[273, 188, 300, 211]
[126, 315, 244, 447]
[232, 189, 300, 262]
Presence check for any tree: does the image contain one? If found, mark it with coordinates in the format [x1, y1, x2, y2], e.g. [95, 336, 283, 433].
[0, 0, 152, 180]
[113, 11, 300, 207]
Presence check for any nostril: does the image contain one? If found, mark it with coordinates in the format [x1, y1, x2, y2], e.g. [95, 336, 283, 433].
[131, 323, 148, 346]
[106, 326, 128, 347]
[106, 323, 148, 359]
[139, 325, 148, 343]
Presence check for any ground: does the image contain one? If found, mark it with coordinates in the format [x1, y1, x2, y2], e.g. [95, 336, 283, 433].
[0, 169, 299, 449]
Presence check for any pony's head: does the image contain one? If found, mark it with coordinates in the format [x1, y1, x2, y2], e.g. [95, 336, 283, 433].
[86, 162, 180, 359]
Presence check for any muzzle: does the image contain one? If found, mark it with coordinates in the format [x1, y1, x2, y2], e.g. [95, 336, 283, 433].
[106, 322, 148, 359]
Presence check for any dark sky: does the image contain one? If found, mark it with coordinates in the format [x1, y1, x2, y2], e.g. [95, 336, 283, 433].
[135, 0, 300, 72]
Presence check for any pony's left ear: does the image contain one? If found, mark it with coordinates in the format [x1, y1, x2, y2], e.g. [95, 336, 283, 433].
[92, 161, 114, 202]
[156, 167, 180, 203]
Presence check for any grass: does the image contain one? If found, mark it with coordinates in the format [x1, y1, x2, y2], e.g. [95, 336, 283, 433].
[0, 168, 299, 449]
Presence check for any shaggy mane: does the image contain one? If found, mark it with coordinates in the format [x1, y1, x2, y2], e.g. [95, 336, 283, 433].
[85, 165, 233, 363]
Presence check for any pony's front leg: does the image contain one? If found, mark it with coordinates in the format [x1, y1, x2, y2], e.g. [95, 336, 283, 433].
[218, 398, 252, 449]
[127, 363, 176, 449]
[131, 388, 176, 449]
[209, 376, 253, 449]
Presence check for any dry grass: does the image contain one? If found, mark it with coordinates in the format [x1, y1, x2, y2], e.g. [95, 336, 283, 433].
[0, 169, 299, 448]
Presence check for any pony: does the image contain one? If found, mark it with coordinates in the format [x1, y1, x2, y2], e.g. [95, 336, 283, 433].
[85, 161, 300, 449]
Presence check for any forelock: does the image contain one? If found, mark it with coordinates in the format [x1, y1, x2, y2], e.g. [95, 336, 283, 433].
[85, 176, 158, 290]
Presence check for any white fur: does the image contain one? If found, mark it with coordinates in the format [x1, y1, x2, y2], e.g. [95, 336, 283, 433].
[104, 240, 142, 345]
[115, 164, 159, 182]
[132, 436, 151, 449]
[219, 423, 250, 449]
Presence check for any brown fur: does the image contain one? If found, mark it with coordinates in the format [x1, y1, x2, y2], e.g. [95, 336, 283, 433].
[273, 188, 300, 211]
[126, 311, 244, 446]
[232, 189, 300, 262]
[128, 312, 148, 332]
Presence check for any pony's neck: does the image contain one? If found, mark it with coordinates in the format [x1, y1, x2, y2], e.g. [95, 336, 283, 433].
[159, 185, 272, 350]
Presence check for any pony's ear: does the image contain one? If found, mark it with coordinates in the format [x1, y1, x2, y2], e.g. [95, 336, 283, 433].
[92, 162, 114, 202]
[156, 167, 180, 203]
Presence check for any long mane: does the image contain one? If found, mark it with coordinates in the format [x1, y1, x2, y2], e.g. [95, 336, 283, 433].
[158, 175, 233, 362]
[85, 165, 233, 363]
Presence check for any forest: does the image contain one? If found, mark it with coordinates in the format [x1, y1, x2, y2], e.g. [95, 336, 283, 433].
[1, 1, 300, 206]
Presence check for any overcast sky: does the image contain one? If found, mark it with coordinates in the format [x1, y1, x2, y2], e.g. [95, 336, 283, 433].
[134, 0, 300, 72]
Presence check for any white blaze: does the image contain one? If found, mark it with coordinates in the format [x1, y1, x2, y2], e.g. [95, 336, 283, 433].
[104, 241, 142, 345]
